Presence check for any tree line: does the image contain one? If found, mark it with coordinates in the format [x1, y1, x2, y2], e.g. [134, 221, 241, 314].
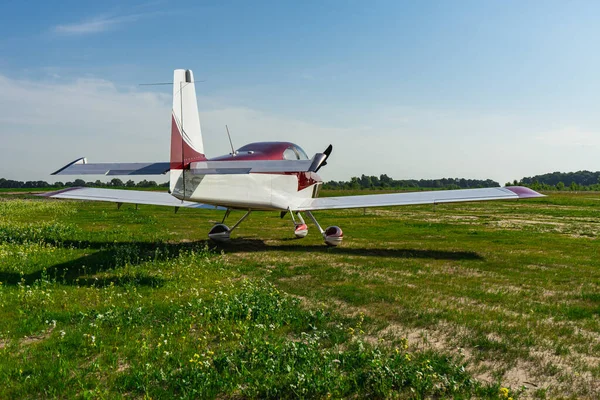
[0, 178, 168, 189]
[509, 170, 600, 191]
[2, 175, 500, 191]
[323, 174, 500, 190]
[5, 170, 600, 192]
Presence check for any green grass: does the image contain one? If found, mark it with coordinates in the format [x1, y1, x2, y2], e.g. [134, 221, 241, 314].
[1, 192, 600, 398]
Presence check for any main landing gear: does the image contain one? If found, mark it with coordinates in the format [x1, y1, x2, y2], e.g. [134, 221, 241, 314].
[291, 210, 344, 246]
[208, 209, 252, 242]
[208, 209, 343, 246]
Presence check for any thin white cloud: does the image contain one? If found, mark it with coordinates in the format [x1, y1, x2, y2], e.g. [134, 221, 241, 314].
[53, 13, 146, 35]
[535, 127, 600, 148]
[0, 73, 595, 184]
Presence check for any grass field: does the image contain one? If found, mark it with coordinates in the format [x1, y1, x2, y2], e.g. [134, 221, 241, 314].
[1, 191, 599, 398]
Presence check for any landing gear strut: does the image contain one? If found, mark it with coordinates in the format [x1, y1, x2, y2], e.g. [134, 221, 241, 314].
[290, 211, 308, 238]
[305, 211, 344, 247]
[208, 209, 252, 242]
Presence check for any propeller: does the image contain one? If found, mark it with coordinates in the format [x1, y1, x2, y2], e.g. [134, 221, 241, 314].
[315, 144, 332, 172]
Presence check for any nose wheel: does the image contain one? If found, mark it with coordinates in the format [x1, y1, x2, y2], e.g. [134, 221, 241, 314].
[290, 211, 309, 238]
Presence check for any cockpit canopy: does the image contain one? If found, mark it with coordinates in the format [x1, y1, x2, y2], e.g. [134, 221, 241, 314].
[232, 142, 310, 161]
[282, 145, 309, 160]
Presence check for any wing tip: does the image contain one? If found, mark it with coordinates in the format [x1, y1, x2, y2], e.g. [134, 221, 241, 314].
[51, 157, 87, 175]
[505, 186, 545, 198]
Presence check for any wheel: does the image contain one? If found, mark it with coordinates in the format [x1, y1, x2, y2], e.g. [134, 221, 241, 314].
[294, 223, 308, 238]
[324, 226, 343, 246]
[208, 224, 231, 242]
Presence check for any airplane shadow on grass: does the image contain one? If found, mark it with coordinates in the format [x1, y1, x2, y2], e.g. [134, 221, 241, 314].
[217, 238, 484, 261]
[0, 238, 483, 287]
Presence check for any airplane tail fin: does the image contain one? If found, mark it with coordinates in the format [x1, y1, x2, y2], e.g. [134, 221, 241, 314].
[170, 69, 206, 195]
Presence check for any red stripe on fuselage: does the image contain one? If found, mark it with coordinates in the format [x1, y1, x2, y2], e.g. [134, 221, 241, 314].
[170, 115, 206, 169]
[294, 171, 321, 192]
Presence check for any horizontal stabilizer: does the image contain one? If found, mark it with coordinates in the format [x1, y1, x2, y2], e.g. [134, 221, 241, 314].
[52, 158, 170, 176]
[41, 187, 224, 210]
[190, 154, 327, 175]
[292, 186, 544, 211]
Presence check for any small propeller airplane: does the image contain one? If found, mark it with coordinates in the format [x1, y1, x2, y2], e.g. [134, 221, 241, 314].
[45, 69, 544, 246]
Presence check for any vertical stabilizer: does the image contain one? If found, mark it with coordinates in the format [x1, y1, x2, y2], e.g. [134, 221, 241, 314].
[170, 69, 206, 195]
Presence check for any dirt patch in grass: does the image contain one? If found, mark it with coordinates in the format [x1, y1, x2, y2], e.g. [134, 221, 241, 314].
[493, 217, 600, 238]
[439, 294, 524, 319]
[434, 265, 491, 278]
[420, 215, 481, 225]
[346, 268, 415, 283]
[379, 323, 451, 352]
[316, 295, 600, 398]
[278, 274, 312, 282]
[525, 349, 600, 397]
[117, 361, 130, 372]
[20, 327, 54, 347]
[494, 218, 565, 228]
[503, 361, 544, 391]
[484, 284, 525, 295]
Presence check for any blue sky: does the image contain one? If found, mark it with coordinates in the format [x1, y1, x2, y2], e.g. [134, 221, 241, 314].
[1, 0, 599, 183]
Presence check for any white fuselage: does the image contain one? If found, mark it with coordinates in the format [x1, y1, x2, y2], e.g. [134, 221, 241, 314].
[170, 171, 320, 211]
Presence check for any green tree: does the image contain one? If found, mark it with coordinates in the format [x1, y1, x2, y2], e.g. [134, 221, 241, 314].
[110, 178, 124, 187]
[137, 180, 158, 188]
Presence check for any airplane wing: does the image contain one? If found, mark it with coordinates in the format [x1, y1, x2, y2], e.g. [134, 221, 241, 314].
[52, 158, 170, 176]
[41, 187, 224, 210]
[293, 186, 543, 211]
[52, 153, 328, 176]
